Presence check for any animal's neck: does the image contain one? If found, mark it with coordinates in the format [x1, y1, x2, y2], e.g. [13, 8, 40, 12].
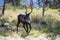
[28, 13, 31, 15]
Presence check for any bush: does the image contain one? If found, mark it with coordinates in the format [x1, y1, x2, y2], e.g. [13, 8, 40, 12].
[0, 16, 9, 27]
[0, 31, 10, 37]
[40, 15, 60, 36]
[11, 19, 17, 25]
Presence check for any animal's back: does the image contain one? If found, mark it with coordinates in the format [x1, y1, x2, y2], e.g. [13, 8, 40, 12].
[18, 13, 32, 23]
[18, 14, 26, 22]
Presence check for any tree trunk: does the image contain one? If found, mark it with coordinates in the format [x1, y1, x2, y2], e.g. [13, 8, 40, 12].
[16, 0, 20, 6]
[42, 0, 45, 17]
[24, 0, 28, 14]
[12, 0, 15, 6]
[2, 0, 6, 15]
[38, 0, 41, 7]
[30, 0, 33, 13]
[25, 5, 27, 14]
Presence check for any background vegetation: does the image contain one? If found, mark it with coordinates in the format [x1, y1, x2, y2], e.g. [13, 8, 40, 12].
[0, 0, 60, 38]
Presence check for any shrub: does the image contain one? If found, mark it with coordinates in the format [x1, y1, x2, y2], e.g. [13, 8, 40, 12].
[0, 16, 9, 27]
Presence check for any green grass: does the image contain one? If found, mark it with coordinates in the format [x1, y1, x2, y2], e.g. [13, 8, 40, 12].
[0, 31, 10, 37]
[0, 7, 60, 37]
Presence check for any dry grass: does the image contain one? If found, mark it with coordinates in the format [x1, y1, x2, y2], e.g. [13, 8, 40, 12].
[0, 7, 60, 37]
[1, 8, 59, 22]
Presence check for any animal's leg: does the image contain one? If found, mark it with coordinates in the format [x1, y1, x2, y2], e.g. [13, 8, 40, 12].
[16, 21, 20, 33]
[23, 23, 27, 33]
[30, 23, 32, 30]
[28, 23, 32, 32]
[26, 23, 29, 33]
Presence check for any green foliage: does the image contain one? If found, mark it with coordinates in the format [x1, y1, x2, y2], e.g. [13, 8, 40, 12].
[6, 0, 22, 6]
[0, 16, 9, 27]
[11, 20, 17, 25]
[45, 8, 50, 10]
[39, 15, 60, 36]
[30, 29, 42, 37]
[0, 8, 60, 37]
[0, 31, 10, 37]
[50, 0, 60, 9]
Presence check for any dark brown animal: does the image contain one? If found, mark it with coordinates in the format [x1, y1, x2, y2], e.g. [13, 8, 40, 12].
[16, 12, 32, 33]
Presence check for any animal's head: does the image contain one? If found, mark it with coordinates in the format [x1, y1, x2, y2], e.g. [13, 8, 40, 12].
[25, 13, 31, 23]
[24, 12, 31, 20]
[25, 13, 30, 17]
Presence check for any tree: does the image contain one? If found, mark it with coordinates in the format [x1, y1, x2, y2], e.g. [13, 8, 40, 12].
[11, 0, 15, 6]
[37, 0, 41, 7]
[5, 0, 21, 6]
[23, 0, 28, 13]
[14, 0, 20, 6]
[2, 0, 6, 15]
[24, 0, 33, 13]
[30, 0, 33, 12]
[42, 0, 45, 17]
[45, 0, 50, 6]
[46, 0, 60, 9]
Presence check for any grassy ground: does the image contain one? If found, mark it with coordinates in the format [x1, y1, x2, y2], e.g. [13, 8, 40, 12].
[0, 7, 60, 37]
